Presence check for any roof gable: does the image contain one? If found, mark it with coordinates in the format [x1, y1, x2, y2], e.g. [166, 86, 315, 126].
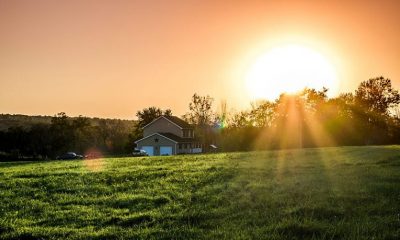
[158, 133, 195, 143]
[135, 132, 178, 144]
[135, 132, 196, 144]
[142, 115, 192, 130]
[163, 116, 192, 129]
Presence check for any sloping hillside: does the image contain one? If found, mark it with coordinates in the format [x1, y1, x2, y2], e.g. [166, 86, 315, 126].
[0, 146, 399, 239]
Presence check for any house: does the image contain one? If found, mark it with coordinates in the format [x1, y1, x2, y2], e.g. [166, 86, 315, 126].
[134, 116, 202, 156]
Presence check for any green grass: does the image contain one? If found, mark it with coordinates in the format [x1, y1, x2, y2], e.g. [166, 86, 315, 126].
[1, 146, 400, 239]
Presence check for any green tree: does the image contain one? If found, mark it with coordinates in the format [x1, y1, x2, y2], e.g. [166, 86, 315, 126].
[299, 87, 328, 115]
[183, 94, 215, 151]
[324, 93, 362, 145]
[71, 116, 93, 153]
[29, 123, 52, 159]
[354, 77, 400, 144]
[249, 100, 275, 127]
[133, 107, 172, 142]
[355, 76, 400, 116]
[183, 94, 214, 126]
[136, 107, 172, 129]
[50, 112, 73, 155]
[229, 111, 252, 128]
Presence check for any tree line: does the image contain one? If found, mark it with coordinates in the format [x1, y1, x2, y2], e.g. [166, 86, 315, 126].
[0, 113, 135, 160]
[133, 76, 400, 152]
[1, 76, 400, 160]
[198, 76, 400, 151]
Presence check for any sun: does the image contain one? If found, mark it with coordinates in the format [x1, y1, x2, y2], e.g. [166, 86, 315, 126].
[245, 44, 338, 100]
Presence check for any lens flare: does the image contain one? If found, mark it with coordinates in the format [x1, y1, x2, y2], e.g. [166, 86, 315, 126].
[83, 148, 104, 172]
[216, 119, 227, 129]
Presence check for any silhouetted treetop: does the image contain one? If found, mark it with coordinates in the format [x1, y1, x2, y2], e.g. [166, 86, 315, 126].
[183, 93, 214, 126]
[355, 76, 400, 116]
[136, 107, 172, 129]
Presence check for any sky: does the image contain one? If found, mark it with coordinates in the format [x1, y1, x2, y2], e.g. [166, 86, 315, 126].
[1, 0, 400, 119]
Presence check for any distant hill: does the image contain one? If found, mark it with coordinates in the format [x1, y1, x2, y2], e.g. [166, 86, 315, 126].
[0, 114, 52, 131]
[0, 114, 136, 131]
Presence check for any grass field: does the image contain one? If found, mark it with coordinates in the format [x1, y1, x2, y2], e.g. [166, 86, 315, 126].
[0, 146, 399, 239]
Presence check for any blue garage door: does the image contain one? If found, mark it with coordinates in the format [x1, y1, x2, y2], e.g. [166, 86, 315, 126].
[141, 146, 154, 156]
[160, 146, 173, 155]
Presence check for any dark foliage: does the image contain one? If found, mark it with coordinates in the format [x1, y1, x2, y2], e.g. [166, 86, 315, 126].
[2, 76, 400, 159]
[0, 113, 135, 160]
[218, 77, 400, 151]
[132, 107, 172, 141]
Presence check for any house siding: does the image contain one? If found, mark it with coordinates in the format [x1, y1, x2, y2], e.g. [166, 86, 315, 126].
[177, 143, 192, 154]
[136, 134, 176, 156]
[144, 118, 183, 137]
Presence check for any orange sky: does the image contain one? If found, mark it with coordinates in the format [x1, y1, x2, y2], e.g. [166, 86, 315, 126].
[1, 0, 400, 119]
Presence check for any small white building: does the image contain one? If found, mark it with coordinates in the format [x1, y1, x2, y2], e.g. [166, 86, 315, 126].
[135, 116, 202, 156]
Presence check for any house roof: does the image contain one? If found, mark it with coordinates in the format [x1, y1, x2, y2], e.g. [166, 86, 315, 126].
[142, 115, 193, 129]
[158, 132, 195, 143]
[135, 132, 196, 144]
[164, 116, 193, 129]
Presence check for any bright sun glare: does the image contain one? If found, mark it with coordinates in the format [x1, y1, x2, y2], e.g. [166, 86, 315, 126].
[246, 45, 338, 100]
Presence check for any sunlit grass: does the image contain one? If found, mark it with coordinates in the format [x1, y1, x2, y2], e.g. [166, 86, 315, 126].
[0, 146, 400, 239]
